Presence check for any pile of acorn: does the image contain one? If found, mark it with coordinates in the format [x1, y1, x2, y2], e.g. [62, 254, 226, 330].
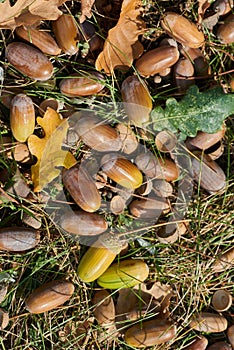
[0, 1, 233, 348]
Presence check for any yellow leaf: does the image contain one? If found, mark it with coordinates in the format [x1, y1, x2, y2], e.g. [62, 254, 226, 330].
[28, 108, 77, 192]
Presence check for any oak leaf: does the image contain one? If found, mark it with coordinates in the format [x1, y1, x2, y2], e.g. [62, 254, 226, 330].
[95, 0, 146, 74]
[80, 0, 95, 23]
[28, 108, 77, 192]
[0, 0, 66, 30]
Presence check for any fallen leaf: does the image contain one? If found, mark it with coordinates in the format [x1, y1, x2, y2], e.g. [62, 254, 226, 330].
[95, 0, 146, 74]
[198, 0, 212, 23]
[28, 108, 77, 192]
[80, 0, 95, 23]
[0, 0, 66, 30]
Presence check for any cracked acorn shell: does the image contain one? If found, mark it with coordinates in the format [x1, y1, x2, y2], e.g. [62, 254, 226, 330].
[6, 42, 54, 81]
[97, 259, 149, 289]
[121, 75, 152, 126]
[75, 114, 122, 152]
[25, 280, 74, 314]
[161, 12, 205, 48]
[0, 227, 39, 252]
[10, 94, 35, 142]
[101, 153, 143, 189]
[60, 211, 107, 236]
[125, 319, 177, 347]
[60, 71, 105, 97]
[52, 13, 79, 55]
[135, 46, 180, 77]
[62, 165, 101, 212]
[15, 26, 61, 56]
[189, 312, 228, 333]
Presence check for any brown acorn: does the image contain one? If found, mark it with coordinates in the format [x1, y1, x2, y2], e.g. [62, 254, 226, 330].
[79, 20, 104, 52]
[25, 280, 74, 314]
[52, 13, 79, 55]
[60, 71, 105, 97]
[15, 26, 61, 56]
[207, 342, 232, 350]
[227, 325, 234, 348]
[135, 46, 180, 77]
[74, 114, 122, 152]
[125, 319, 177, 347]
[6, 42, 54, 81]
[161, 12, 205, 48]
[217, 14, 234, 44]
[0, 227, 39, 252]
[121, 75, 152, 126]
[189, 126, 225, 150]
[129, 197, 170, 219]
[10, 94, 35, 142]
[101, 153, 143, 189]
[62, 165, 101, 212]
[183, 336, 209, 350]
[135, 153, 179, 182]
[174, 57, 195, 92]
[180, 46, 210, 77]
[191, 153, 226, 193]
[189, 312, 228, 333]
[212, 246, 234, 272]
[60, 210, 108, 236]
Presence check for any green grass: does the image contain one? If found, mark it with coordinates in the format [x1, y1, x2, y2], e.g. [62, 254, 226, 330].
[0, 0, 234, 349]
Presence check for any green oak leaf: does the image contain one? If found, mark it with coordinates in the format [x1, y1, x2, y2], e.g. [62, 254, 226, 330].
[151, 86, 234, 137]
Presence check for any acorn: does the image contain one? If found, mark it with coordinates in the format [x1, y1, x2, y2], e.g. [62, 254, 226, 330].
[60, 71, 105, 97]
[191, 153, 226, 193]
[180, 46, 210, 77]
[227, 325, 234, 348]
[77, 242, 118, 283]
[97, 259, 149, 289]
[60, 211, 107, 236]
[52, 13, 80, 55]
[62, 165, 101, 212]
[10, 94, 35, 142]
[125, 319, 177, 347]
[74, 114, 122, 152]
[217, 14, 234, 44]
[135, 46, 180, 77]
[212, 247, 234, 272]
[101, 153, 143, 189]
[129, 197, 170, 219]
[121, 75, 152, 126]
[135, 153, 179, 182]
[0, 227, 39, 252]
[79, 20, 104, 52]
[189, 312, 228, 333]
[15, 26, 61, 55]
[183, 336, 208, 350]
[0, 309, 9, 330]
[161, 12, 205, 48]
[174, 57, 195, 92]
[189, 127, 225, 150]
[207, 342, 232, 350]
[6, 42, 54, 81]
[25, 280, 74, 314]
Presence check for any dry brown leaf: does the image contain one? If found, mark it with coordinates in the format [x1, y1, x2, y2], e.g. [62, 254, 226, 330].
[95, 0, 146, 74]
[198, 0, 212, 23]
[80, 0, 95, 23]
[28, 108, 77, 192]
[0, 0, 66, 30]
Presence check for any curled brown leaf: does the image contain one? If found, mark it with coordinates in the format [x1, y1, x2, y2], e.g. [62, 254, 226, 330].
[95, 0, 146, 74]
